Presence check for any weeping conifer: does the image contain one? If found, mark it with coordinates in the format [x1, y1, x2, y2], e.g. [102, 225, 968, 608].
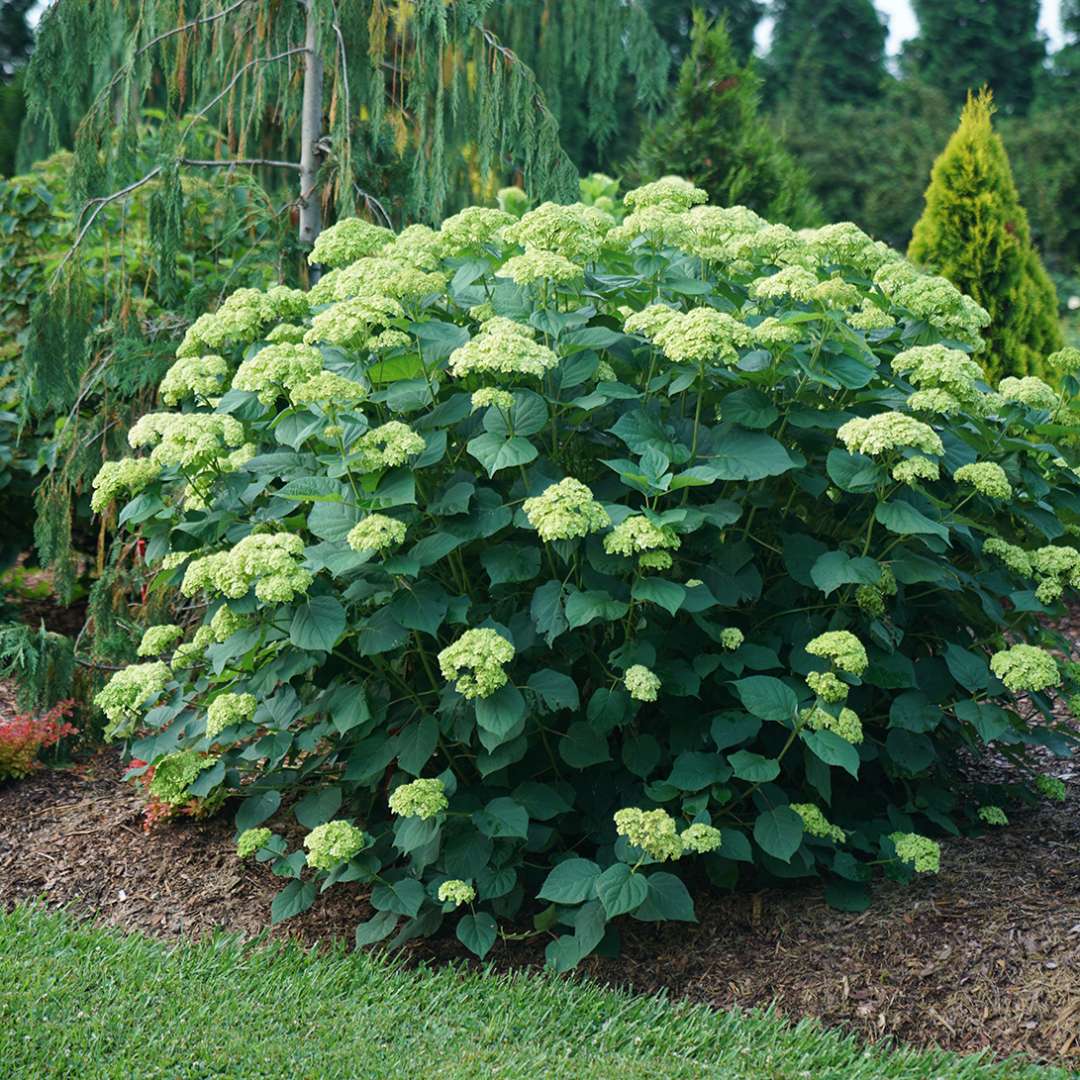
[908, 90, 1061, 382]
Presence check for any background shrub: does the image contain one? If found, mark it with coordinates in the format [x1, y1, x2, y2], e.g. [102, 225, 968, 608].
[95, 180, 1077, 967]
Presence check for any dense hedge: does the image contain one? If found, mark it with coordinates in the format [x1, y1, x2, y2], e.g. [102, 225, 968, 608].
[94, 179, 1076, 966]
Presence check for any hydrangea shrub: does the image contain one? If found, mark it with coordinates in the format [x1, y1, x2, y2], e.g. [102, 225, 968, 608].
[94, 179, 1078, 967]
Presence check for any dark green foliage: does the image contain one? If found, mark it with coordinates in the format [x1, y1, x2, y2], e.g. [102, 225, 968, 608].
[649, 0, 765, 64]
[908, 91, 1062, 381]
[0, 0, 33, 77]
[904, 0, 1045, 116]
[1041, 0, 1080, 107]
[0, 622, 75, 712]
[0, 71, 25, 177]
[635, 14, 819, 227]
[766, 0, 887, 107]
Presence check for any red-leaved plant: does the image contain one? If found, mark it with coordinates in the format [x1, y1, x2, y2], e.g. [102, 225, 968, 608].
[0, 700, 78, 781]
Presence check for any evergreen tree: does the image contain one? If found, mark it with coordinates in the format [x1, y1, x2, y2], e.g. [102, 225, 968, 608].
[1041, 0, 1080, 106]
[649, 0, 765, 64]
[767, 0, 887, 107]
[905, 0, 1045, 116]
[0, 0, 34, 77]
[908, 90, 1061, 382]
[635, 12, 818, 225]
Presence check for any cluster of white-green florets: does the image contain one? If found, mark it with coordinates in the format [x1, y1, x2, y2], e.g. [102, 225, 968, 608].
[522, 478, 611, 542]
[332, 256, 447, 306]
[680, 822, 723, 854]
[624, 177, 707, 212]
[498, 201, 612, 261]
[623, 303, 679, 340]
[437, 879, 477, 907]
[160, 354, 229, 405]
[977, 806, 1008, 826]
[346, 514, 408, 554]
[989, 644, 1060, 693]
[356, 421, 426, 470]
[308, 217, 395, 268]
[806, 631, 869, 676]
[89, 457, 162, 513]
[651, 307, 751, 366]
[304, 820, 366, 870]
[954, 462, 1012, 500]
[471, 387, 515, 412]
[752, 316, 801, 347]
[613, 807, 684, 861]
[983, 537, 1033, 577]
[790, 803, 846, 843]
[205, 692, 257, 740]
[236, 827, 273, 858]
[603, 516, 680, 557]
[305, 295, 404, 349]
[873, 263, 990, 347]
[136, 624, 184, 658]
[889, 832, 941, 873]
[288, 371, 366, 408]
[438, 206, 515, 253]
[437, 628, 515, 700]
[749, 265, 819, 303]
[892, 456, 940, 486]
[998, 375, 1059, 412]
[181, 533, 312, 604]
[806, 670, 849, 704]
[128, 413, 245, 468]
[171, 626, 215, 671]
[175, 285, 308, 358]
[148, 749, 218, 805]
[231, 342, 324, 405]
[624, 664, 661, 703]
[836, 412, 944, 458]
[498, 249, 583, 286]
[892, 344, 989, 416]
[209, 606, 248, 643]
[448, 322, 558, 380]
[846, 299, 896, 332]
[802, 705, 864, 744]
[95, 661, 172, 738]
[389, 778, 449, 820]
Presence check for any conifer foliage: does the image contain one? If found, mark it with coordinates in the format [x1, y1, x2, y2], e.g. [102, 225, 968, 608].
[908, 91, 1061, 382]
[635, 13, 819, 226]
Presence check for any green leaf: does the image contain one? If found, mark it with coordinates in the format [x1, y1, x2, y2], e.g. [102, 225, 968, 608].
[396, 716, 438, 776]
[719, 828, 753, 862]
[943, 643, 990, 692]
[753, 807, 804, 862]
[559, 722, 611, 768]
[885, 729, 936, 774]
[727, 750, 780, 782]
[531, 580, 568, 646]
[475, 684, 526, 743]
[388, 581, 449, 638]
[810, 551, 881, 596]
[537, 858, 601, 904]
[802, 730, 860, 778]
[466, 432, 538, 476]
[711, 712, 762, 750]
[668, 751, 731, 790]
[594, 863, 649, 918]
[732, 676, 798, 723]
[481, 543, 542, 585]
[875, 500, 949, 543]
[473, 796, 529, 839]
[526, 669, 580, 712]
[565, 589, 629, 628]
[721, 388, 778, 430]
[456, 912, 497, 959]
[889, 691, 942, 733]
[235, 790, 281, 832]
[371, 878, 425, 917]
[270, 880, 316, 924]
[482, 390, 549, 437]
[512, 781, 572, 820]
[633, 872, 697, 922]
[355, 910, 399, 947]
[586, 687, 629, 734]
[826, 449, 882, 494]
[825, 878, 871, 913]
[276, 477, 347, 502]
[622, 733, 661, 778]
[289, 596, 347, 652]
[955, 699, 1011, 743]
[709, 426, 796, 481]
[631, 577, 685, 615]
[293, 786, 343, 830]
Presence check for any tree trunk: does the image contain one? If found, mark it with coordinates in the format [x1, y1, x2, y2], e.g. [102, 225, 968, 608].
[298, 0, 323, 266]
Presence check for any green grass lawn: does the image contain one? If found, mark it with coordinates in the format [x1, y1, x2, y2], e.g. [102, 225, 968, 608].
[0, 906, 1067, 1080]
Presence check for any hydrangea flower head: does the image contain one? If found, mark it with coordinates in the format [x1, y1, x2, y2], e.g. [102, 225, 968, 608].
[181, 533, 312, 604]
[437, 628, 515, 700]
[749, 266, 820, 304]
[438, 879, 477, 906]
[206, 692, 257, 740]
[160, 354, 229, 405]
[237, 827, 273, 858]
[498, 201, 612, 261]
[613, 807, 684, 861]
[624, 664, 661, 702]
[471, 388, 515, 412]
[983, 537, 1032, 577]
[448, 326, 558, 380]
[497, 250, 583, 286]
[288, 371, 366, 408]
[128, 413, 245, 468]
[680, 823, 722, 854]
[790, 803, 845, 843]
[603, 516, 680, 557]
[719, 627, 744, 651]
[1046, 347, 1080, 375]
[606, 205, 693, 249]
[148, 750, 218, 806]
[978, 806, 1008, 826]
[623, 304, 680, 340]
[836, 413, 944, 458]
[806, 670, 849, 703]
[346, 514, 407, 554]
[357, 421, 425, 469]
[998, 375, 1058, 411]
[438, 206, 515, 253]
[231, 343, 325, 405]
[388, 778, 448, 820]
[308, 217, 395, 268]
[137, 624, 183, 658]
[305, 295, 404, 349]
[522, 478, 611, 542]
[304, 820, 366, 870]
[94, 662, 171, 738]
[624, 178, 707, 212]
[90, 458, 161, 513]
[753, 317, 800, 348]
[802, 705, 863, 744]
[989, 644, 1059, 693]
[847, 300, 896, 332]
[210, 606, 248, 643]
[954, 462, 1012, 500]
[892, 456, 939, 486]
[890, 832, 940, 873]
[652, 308, 751, 365]
[806, 630, 868, 675]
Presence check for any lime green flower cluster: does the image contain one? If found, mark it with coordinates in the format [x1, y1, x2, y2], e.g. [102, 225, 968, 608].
[752, 317, 800, 348]
[148, 750, 218, 806]
[237, 827, 273, 858]
[438, 206, 515, 253]
[438, 879, 476, 906]
[978, 806, 1008, 826]
[346, 514, 407, 554]
[989, 643, 1059, 693]
[136, 624, 183, 658]
[603, 516, 680, 557]
[998, 375, 1058, 411]
[231, 342, 324, 405]
[873, 263, 990, 348]
[802, 222, 895, 275]
[624, 664, 661, 703]
[719, 627, 744, 651]
[613, 807, 684, 861]
[892, 344, 989, 416]
[128, 412, 245, 468]
[809, 276, 861, 309]
[209, 606, 248, 643]
[356, 421, 426, 469]
[680, 823, 723, 854]
[806, 671, 849, 703]
[1047, 347, 1080, 375]
[749, 266, 819, 304]
[856, 565, 897, 617]
[651, 307, 752, 366]
[892, 456, 939, 486]
[471, 387, 515, 412]
[160, 354, 229, 405]
[498, 201, 612, 261]
[1035, 774, 1066, 801]
[89, 457, 162, 513]
[983, 537, 1033, 577]
[836, 412, 943, 458]
[206, 692, 257, 740]
[684, 204, 767, 262]
[890, 832, 940, 873]
[624, 177, 707, 212]
[308, 217, 394, 268]
[176, 286, 309, 358]
[791, 803, 846, 843]
[523, 479, 609, 543]
[730, 222, 809, 267]
[304, 820, 366, 870]
[448, 323, 558, 380]
[181, 533, 312, 604]
[607, 204, 693, 249]
[332, 257, 447, 306]
[95, 661, 171, 737]
[806, 631, 868, 676]
[171, 627, 215, 670]
[266, 323, 307, 344]
[954, 462, 1012, 500]
[802, 705, 864, 744]
[382, 223, 445, 269]
[367, 328, 412, 353]
[388, 778, 448, 820]
[623, 304, 679, 341]
[499, 249, 583, 286]
[437, 628, 515, 699]
[304, 294, 405, 349]
[288, 371, 366, 408]
[846, 299, 896, 332]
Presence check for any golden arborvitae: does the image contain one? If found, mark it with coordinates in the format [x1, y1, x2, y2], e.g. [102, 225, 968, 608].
[908, 89, 1061, 381]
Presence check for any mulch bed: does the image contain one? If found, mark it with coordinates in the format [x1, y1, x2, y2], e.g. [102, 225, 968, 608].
[2, 740, 1078, 1068]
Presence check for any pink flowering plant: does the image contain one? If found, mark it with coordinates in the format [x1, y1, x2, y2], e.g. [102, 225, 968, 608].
[94, 179, 1077, 967]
